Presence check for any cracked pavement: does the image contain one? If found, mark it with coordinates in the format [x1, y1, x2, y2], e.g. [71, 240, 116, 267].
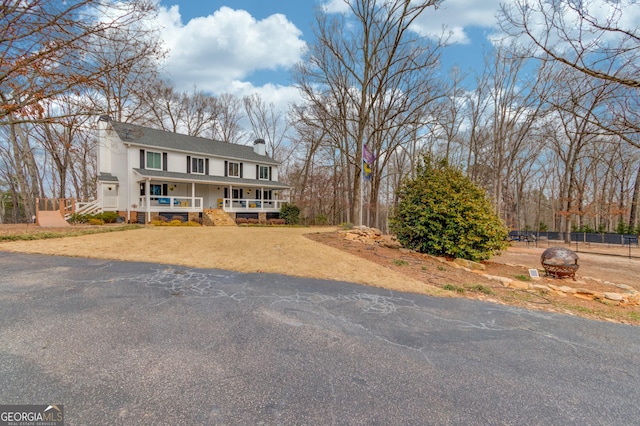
[0, 252, 639, 425]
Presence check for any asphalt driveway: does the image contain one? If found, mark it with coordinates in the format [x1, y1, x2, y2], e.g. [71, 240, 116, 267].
[1, 252, 638, 425]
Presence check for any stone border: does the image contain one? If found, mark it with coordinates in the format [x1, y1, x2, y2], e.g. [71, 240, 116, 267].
[455, 259, 639, 306]
[340, 229, 639, 306]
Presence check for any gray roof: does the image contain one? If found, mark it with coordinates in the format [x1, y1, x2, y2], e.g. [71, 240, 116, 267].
[97, 172, 119, 183]
[133, 168, 292, 189]
[109, 120, 279, 165]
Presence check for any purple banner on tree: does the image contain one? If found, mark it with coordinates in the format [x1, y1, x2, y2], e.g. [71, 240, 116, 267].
[363, 144, 375, 165]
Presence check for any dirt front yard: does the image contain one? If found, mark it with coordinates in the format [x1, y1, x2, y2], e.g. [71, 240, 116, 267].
[1, 224, 638, 325]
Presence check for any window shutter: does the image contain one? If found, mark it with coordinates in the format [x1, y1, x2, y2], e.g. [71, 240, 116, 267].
[162, 184, 168, 196]
[269, 166, 272, 181]
[256, 165, 259, 179]
[205, 158, 209, 175]
[240, 163, 243, 178]
[224, 161, 228, 177]
[187, 156, 191, 173]
[224, 187, 228, 198]
[163, 153, 168, 171]
[140, 149, 145, 169]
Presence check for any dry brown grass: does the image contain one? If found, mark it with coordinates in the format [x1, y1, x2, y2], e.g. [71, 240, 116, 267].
[1, 224, 638, 325]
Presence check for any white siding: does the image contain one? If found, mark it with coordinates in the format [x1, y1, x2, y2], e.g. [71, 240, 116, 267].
[98, 120, 283, 214]
[167, 152, 185, 173]
[209, 158, 225, 177]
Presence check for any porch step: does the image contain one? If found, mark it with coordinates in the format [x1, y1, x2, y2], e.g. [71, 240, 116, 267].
[203, 209, 237, 226]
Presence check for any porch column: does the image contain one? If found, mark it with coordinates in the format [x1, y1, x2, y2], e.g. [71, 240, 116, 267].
[260, 187, 264, 210]
[191, 182, 195, 208]
[145, 178, 151, 223]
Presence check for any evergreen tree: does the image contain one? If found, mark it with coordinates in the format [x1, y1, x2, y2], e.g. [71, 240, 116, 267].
[390, 157, 509, 261]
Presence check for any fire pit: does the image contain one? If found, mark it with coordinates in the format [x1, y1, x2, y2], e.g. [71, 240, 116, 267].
[540, 247, 579, 280]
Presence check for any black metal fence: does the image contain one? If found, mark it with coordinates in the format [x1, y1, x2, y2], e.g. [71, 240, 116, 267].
[509, 231, 639, 246]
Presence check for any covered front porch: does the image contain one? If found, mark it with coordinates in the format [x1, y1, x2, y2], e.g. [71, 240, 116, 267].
[132, 171, 290, 222]
[135, 194, 289, 213]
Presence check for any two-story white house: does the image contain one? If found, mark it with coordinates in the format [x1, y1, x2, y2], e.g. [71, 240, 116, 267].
[96, 115, 290, 224]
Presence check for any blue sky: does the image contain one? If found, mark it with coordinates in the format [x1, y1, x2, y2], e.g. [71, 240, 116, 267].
[155, 0, 503, 107]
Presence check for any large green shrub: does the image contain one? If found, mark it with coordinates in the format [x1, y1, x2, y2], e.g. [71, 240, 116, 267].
[389, 157, 509, 261]
[280, 203, 300, 225]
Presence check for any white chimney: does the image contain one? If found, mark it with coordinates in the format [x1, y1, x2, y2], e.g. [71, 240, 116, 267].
[97, 114, 111, 130]
[253, 138, 266, 156]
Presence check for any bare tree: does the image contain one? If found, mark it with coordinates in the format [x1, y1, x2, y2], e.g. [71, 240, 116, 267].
[0, 119, 44, 221]
[433, 67, 468, 164]
[0, 0, 158, 124]
[179, 88, 221, 138]
[468, 45, 549, 225]
[136, 79, 183, 132]
[213, 94, 247, 144]
[544, 66, 613, 241]
[244, 93, 292, 162]
[85, 11, 166, 123]
[137, 81, 222, 138]
[293, 0, 444, 226]
[31, 99, 96, 199]
[499, 0, 639, 89]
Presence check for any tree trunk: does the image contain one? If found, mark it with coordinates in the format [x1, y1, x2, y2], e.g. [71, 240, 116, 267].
[628, 164, 640, 232]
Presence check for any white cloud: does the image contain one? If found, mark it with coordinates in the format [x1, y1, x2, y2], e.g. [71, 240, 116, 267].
[411, 0, 503, 44]
[322, 0, 351, 14]
[493, 0, 640, 57]
[221, 80, 302, 109]
[320, 0, 502, 44]
[157, 5, 306, 98]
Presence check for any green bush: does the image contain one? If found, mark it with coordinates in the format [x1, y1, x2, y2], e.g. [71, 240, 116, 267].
[280, 203, 300, 225]
[389, 156, 509, 262]
[67, 213, 88, 224]
[67, 212, 120, 224]
[99, 211, 119, 223]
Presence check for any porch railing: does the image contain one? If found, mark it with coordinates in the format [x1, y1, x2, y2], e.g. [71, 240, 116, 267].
[219, 198, 287, 211]
[73, 200, 102, 217]
[138, 196, 203, 210]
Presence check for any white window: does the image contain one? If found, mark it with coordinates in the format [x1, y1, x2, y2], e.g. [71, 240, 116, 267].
[146, 151, 162, 170]
[228, 161, 240, 177]
[191, 157, 204, 174]
[259, 165, 270, 180]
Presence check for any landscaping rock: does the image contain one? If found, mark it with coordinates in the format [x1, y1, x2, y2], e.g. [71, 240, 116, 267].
[340, 227, 387, 246]
[483, 275, 513, 286]
[603, 292, 624, 302]
[453, 258, 486, 271]
[531, 284, 551, 293]
[508, 280, 530, 290]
